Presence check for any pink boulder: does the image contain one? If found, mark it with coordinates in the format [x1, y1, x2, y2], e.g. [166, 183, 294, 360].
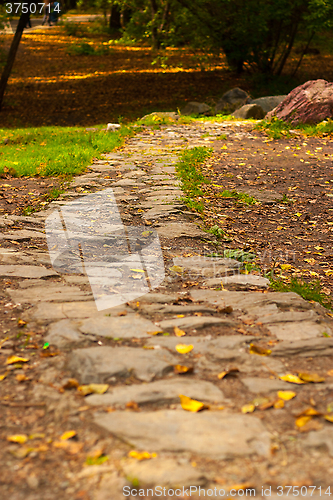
[266, 79, 333, 125]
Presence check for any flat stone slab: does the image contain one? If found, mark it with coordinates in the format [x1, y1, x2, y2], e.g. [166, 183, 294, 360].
[143, 206, 183, 220]
[271, 337, 333, 357]
[140, 304, 216, 314]
[94, 410, 270, 459]
[267, 321, 331, 341]
[146, 334, 254, 352]
[157, 223, 207, 239]
[45, 319, 84, 346]
[136, 292, 180, 303]
[303, 428, 333, 457]
[78, 315, 160, 338]
[173, 256, 241, 278]
[68, 346, 178, 383]
[0, 265, 58, 278]
[241, 377, 297, 393]
[0, 229, 46, 240]
[158, 316, 235, 330]
[86, 377, 226, 406]
[219, 274, 270, 288]
[190, 290, 312, 312]
[6, 285, 92, 304]
[122, 457, 206, 488]
[22, 301, 134, 322]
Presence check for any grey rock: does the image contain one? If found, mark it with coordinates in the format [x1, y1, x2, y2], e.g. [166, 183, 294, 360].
[215, 88, 250, 114]
[233, 104, 265, 120]
[0, 265, 58, 278]
[6, 285, 92, 304]
[93, 472, 127, 500]
[79, 315, 159, 338]
[122, 458, 207, 487]
[271, 337, 333, 357]
[94, 410, 270, 459]
[219, 274, 269, 288]
[63, 275, 90, 285]
[146, 334, 253, 353]
[140, 304, 216, 315]
[181, 102, 211, 116]
[140, 111, 179, 122]
[18, 279, 53, 288]
[260, 310, 318, 324]
[250, 95, 286, 113]
[173, 256, 241, 278]
[241, 377, 297, 394]
[22, 301, 134, 322]
[45, 319, 84, 346]
[137, 292, 180, 303]
[68, 346, 178, 383]
[0, 229, 46, 240]
[267, 321, 331, 341]
[303, 428, 333, 457]
[157, 223, 207, 239]
[143, 206, 183, 220]
[86, 377, 226, 406]
[158, 316, 235, 330]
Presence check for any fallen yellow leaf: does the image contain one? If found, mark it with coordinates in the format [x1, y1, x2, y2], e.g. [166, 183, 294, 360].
[249, 344, 272, 356]
[78, 384, 109, 396]
[7, 434, 28, 444]
[130, 269, 145, 273]
[273, 399, 285, 409]
[174, 364, 193, 374]
[148, 330, 164, 336]
[179, 394, 205, 412]
[298, 372, 325, 383]
[175, 344, 193, 354]
[60, 431, 77, 441]
[128, 450, 157, 460]
[324, 415, 333, 423]
[241, 404, 255, 414]
[6, 355, 29, 365]
[0, 372, 8, 381]
[279, 374, 306, 384]
[169, 265, 184, 274]
[296, 408, 321, 417]
[277, 390, 296, 401]
[217, 367, 239, 380]
[174, 326, 186, 337]
[296, 416, 312, 428]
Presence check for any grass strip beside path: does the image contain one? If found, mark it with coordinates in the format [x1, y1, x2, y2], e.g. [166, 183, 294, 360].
[0, 125, 135, 177]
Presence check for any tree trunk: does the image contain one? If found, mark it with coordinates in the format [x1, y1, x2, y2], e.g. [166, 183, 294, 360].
[0, 8, 31, 111]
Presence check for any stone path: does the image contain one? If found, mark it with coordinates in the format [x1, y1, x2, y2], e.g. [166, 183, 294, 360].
[1, 120, 333, 499]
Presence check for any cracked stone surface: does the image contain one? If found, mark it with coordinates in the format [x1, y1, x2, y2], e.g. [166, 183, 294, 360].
[78, 315, 159, 338]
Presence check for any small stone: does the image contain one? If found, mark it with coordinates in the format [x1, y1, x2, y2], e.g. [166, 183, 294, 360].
[233, 104, 265, 120]
[94, 410, 270, 459]
[136, 292, 180, 303]
[303, 428, 333, 456]
[241, 377, 296, 393]
[45, 319, 84, 346]
[68, 346, 178, 383]
[0, 265, 58, 278]
[122, 458, 206, 487]
[181, 102, 211, 116]
[158, 316, 235, 330]
[271, 337, 333, 357]
[220, 274, 269, 288]
[250, 95, 286, 113]
[79, 315, 159, 338]
[173, 256, 240, 278]
[86, 377, 226, 406]
[6, 285, 92, 304]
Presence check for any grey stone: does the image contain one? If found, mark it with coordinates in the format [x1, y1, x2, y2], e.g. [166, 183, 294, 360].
[93, 472, 127, 500]
[250, 95, 286, 113]
[140, 304, 216, 315]
[18, 279, 53, 288]
[0, 249, 52, 266]
[158, 316, 235, 330]
[137, 292, 180, 303]
[122, 458, 206, 487]
[303, 428, 333, 457]
[173, 256, 241, 278]
[6, 285, 92, 304]
[146, 334, 253, 352]
[271, 337, 333, 357]
[267, 321, 331, 341]
[63, 275, 90, 285]
[215, 88, 250, 114]
[219, 274, 269, 288]
[45, 319, 84, 346]
[140, 111, 180, 122]
[157, 223, 207, 239]
[68, 346, 178, 383]
[0, 265, 58, 278]
[143, 206, 183, 219]
[79, 315, 159, 338]
[94, 410, 270, 459]
[260, 310, 318, 324]
[22, 301, 134, 322]
[0, 229, 46, 240]
[181, 102, 211, 116]
[241, 377, 297, 394]
[233, 104, 265, 120]
[86, 377, 226, 407]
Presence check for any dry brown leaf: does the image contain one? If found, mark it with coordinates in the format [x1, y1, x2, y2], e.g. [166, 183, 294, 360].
[60, 430, 77, 441]
[62, 378, 80, 390]
[249, 343, 272, 356]
[6, 355, 29, 365]
[296, 416, 313, 428]
[217, 367, 239, 379]
[126, 401, 140, 411]
[174, 364, 193, 374]
[298, 372, 325, 383]
[78, 384, 109, 396]
[174, 326, 186, 337]
[179, 394, 206, 412]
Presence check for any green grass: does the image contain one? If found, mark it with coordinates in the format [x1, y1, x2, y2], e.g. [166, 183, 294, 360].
[0, 125, 134, 177]
[256, 117, 333, 139]
[269, 277, 332, 310]
[66, 42, 112, 56]
[219, 189, 258, 205]
[175, 146, 212, 213]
